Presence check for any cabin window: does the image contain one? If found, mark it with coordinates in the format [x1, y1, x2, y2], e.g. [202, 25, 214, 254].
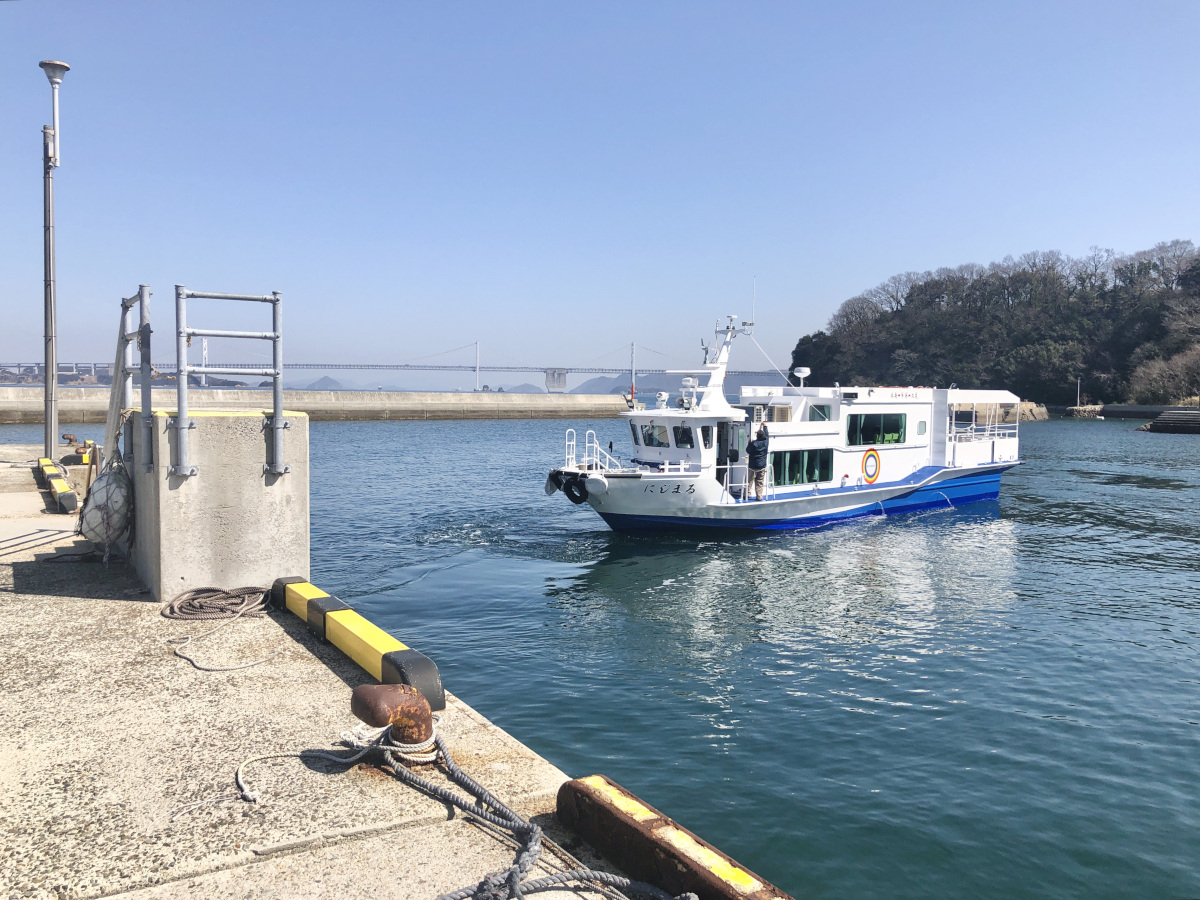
[918, 421, 927, 436]
[641, 424, 670, 448]
[847, 413, 906, 446]
[808, 404, 831, 422]
[771, 449, 833, 486]
[629, 421, 640, 446]
[700, 425, 713, 449]
[673, 424, 695, 449]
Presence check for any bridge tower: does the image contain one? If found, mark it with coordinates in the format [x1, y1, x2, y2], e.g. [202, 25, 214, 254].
[544, 368, 568, 393]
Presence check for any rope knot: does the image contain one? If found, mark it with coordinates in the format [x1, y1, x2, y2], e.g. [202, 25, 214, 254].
[472, 873, 509, 900]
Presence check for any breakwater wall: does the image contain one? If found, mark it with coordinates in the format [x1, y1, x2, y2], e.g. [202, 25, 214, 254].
[0, 386, 627, 423]
[1048, 403, 1195, 419]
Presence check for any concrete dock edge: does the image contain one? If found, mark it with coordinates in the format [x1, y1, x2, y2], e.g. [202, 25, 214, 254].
[558, 774, 791, 900]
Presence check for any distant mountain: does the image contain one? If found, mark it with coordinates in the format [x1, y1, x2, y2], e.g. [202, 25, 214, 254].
[306, 376, 344, 390]
[571, 375, 629, 395]
[500, 383, 545, 394]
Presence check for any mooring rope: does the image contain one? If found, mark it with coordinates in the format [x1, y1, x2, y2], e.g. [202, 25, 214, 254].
[166, 711, 694, 900]
[165, 722, 424, 821]
[161, 586, 283, 671]
[334, 730, 698, 900]
[157, 587, 697, 899]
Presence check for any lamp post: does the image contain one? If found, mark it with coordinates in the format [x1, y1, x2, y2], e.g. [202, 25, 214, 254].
[39, 59, 69, 461]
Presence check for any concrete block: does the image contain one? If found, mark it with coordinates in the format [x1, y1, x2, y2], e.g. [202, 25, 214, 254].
[129, 410, 309, 602]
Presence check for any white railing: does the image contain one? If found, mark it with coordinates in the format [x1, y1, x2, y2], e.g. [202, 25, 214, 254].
[563, 428, 646, 473]
[949, 422, 1018, 443]
[717, 460, 779, 504]
[564, 428, 577, 467]
[583, 430, 622, 471]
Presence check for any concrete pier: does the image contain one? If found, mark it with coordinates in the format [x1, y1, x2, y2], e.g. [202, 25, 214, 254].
[0, 388, 628, 424]
[0, 445, 616, 899]
[1, 443, 793, 900]
[128, 411, 310, 601]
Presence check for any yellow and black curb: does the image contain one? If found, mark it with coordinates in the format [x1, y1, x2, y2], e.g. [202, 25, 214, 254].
[271, 577, 446, 711]
[558, 774, 792, 900]
[62, 439, 95, 466]
[36, 458, 77, 513]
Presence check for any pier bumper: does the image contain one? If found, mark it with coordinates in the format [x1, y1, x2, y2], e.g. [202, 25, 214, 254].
[558, 774, 792, 900]
[271, 576, 446, 711]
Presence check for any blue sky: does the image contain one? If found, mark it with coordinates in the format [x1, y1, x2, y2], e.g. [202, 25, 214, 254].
[2, 1, 1197, 390]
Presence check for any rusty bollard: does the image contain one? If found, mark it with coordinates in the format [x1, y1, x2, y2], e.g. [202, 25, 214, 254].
[351, 682, 434, 745]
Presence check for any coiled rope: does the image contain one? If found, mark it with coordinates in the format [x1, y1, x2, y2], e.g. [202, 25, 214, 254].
[161, 586, 283, 672]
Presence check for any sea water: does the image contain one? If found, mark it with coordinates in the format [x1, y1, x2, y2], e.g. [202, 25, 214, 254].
[6, 417, 1198, 897]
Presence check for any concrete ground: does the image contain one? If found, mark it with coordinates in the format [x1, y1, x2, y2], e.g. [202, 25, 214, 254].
[0, 445, 616, 900]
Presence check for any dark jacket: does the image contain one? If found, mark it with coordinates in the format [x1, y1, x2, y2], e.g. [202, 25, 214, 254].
[746, 427, 769, 470]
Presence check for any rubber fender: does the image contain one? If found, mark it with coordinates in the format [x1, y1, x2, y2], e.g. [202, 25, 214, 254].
[563, 479, 589, 504]
[270, 576, 308, 610]
[79, 466, 131, 546]
[306, 594, 351, 641]
[557, 774, 792, 900]
[585, 473, 609, 495]
[382, 648, 446, 711]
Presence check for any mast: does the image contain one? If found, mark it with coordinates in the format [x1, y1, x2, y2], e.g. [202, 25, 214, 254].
[630, 341, 636, 403]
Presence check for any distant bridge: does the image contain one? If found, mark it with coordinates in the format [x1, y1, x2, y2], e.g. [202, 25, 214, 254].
[0, 361, 781, 393]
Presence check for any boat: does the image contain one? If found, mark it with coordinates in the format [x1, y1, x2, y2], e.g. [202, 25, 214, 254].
[545, 316, 1021, 532]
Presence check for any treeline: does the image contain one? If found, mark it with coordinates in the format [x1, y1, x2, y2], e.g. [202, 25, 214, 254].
[789, 240, 1200, 405]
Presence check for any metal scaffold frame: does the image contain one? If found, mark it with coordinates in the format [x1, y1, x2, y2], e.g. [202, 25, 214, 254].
[112, 285, 153, 469]
[171, 285, 288, 478]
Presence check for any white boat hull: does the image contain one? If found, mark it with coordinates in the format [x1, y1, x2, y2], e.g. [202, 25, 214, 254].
[554, 463, 1016, 533]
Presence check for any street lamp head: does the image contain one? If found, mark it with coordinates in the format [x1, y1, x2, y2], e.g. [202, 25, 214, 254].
[39, 60, 70, 86]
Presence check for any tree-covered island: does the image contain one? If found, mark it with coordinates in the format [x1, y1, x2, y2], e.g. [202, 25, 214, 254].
[790, 240, 1200, 406]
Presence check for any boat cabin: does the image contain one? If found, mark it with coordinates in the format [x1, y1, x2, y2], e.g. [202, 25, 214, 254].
[622, 383, 1020, 496]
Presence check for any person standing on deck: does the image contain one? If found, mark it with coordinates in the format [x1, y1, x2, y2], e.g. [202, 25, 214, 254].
[746, 425, 769, 500]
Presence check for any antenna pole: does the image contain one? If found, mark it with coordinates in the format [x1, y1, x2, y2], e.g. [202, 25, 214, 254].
[630, 342, 637, 403]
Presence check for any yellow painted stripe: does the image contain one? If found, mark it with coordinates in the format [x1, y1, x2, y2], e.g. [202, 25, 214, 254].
[284, 581, 329, 621]
[48, 477, 72, 496]
[654, 825, 762, 893]
[38, 458, 52, 467]
[579, 776, 659, 823]
[42, 466, 61, 478]
[79, 453, 90, 464]
[324, 609, 408, 681]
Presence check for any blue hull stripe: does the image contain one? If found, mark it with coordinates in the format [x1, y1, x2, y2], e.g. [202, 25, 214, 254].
[597, 470, 1006, 533]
